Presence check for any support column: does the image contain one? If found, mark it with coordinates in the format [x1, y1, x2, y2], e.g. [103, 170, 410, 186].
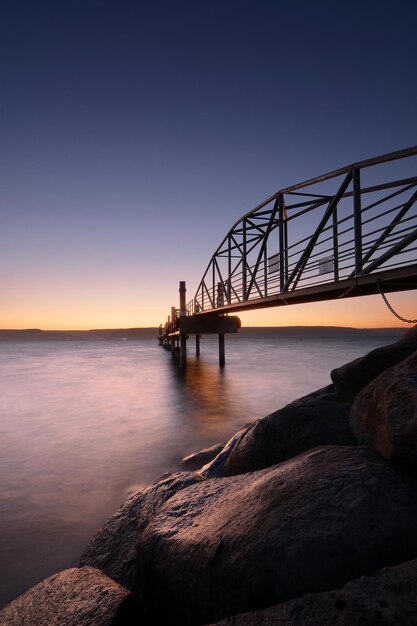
[179, 281, 187, 369]
[218, 333, 225, 367]
[171, 335, 176, 356]
[180, 333, 187, 369]
[196, 334, 201, 357]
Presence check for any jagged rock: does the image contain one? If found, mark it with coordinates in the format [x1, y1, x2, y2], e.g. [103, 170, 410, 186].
[180, 442, 225, 471]
[222, 395, 355, 476]
[331, 326, 416, 401]
[211, 557, 417, 625]
[0, 567, 139, 626]
[199, 426, 249, 478]
[80, 472, 204, 594]
[136, 446, 417, 625]
[350, 349, 417, 472]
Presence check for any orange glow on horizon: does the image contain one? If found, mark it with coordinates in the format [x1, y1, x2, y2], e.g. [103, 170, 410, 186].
[1, 290, 415, 331]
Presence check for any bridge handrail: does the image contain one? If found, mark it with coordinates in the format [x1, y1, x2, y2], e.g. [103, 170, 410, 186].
[187, 146, 417, 315]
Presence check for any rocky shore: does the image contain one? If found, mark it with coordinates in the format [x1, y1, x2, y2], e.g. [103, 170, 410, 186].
[2, 326, 417, 625]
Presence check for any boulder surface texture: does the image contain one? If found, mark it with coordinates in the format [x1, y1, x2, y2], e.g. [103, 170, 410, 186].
[350, 348, 417, 472]
[331, 325, 417, 401]
[212, 557, 417, 625]
[136, 446, 417, 625]
[0, 567, 138, 626]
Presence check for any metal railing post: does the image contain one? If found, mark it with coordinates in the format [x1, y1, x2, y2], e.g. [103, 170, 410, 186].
[353, 167, 362, 275]
[278, 193, 285, 292]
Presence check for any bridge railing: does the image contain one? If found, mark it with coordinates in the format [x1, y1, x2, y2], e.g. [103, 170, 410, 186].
[187, 146, 417, 315]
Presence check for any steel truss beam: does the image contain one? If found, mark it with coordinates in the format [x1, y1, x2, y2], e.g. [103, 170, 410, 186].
[187, 147, 417, 316]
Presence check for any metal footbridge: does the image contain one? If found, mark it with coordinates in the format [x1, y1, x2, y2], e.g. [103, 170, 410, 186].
[159, 146, 417, 366]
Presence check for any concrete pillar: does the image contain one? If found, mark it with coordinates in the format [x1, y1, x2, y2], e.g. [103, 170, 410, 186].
[196, 334, 201, 357]
[219, 333, 225, 367]
[171, 335, 176, 356]
[180, 333, 187, 369]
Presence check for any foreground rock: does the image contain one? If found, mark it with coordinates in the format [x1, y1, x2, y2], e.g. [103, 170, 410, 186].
[221, 394, 354, 476]
[212, 557, 417, 625]
[200, 426, 250, 478]
[350, 348, 417, 472]
[0, 567, 139, 626]
[331, 325, 416, 401]
[80, 472, 204, 594]
[136, 446, 417, 625]
[180, 442, 225, 471]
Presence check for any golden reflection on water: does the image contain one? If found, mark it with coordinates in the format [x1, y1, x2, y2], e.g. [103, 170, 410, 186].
[170, 357, 233, 435]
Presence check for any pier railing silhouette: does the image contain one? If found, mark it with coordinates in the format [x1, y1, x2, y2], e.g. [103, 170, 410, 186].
[159, 147, 417, 366]
[187, 146, 417, 316]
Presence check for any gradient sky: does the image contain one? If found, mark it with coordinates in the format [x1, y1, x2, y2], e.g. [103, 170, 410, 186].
[1, 0, 416, 329]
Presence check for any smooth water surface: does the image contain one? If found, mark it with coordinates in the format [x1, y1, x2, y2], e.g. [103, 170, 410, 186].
[0, 332, 402, 606]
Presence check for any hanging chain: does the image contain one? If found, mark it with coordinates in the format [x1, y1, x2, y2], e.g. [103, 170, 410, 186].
[377, 280, 417, 324]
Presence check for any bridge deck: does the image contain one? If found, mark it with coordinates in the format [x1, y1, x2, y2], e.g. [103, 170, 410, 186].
[186, 146, 417, 318]
[193, 264, 417, 316]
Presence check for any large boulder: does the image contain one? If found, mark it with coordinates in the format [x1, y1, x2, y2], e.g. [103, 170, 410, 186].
[0, 567, 139, 626]
[80, 472, 204, 594]
[212, 557, 417, 625]
[221, 395, 355, 476]
[136, 446, 417, 625]
[331, 325, 416, 401]
[350, 349, 417, 472]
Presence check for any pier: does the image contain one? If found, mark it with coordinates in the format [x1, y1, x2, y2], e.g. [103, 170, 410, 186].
[158, 281, 240, 367]
[159, 147, 417, 367]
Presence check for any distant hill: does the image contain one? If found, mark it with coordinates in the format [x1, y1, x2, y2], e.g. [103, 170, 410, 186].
[0, 326, 406, 341]
[0, 328, 159, 341]
[237, 326, 406, 339]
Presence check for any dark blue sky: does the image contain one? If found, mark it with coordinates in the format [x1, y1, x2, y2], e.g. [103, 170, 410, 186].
[1, 1, 416, 327]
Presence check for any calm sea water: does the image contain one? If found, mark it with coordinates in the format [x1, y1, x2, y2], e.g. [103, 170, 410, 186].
[0, 331, 403, 607]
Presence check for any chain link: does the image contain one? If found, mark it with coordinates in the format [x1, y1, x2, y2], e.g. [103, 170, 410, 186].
[377, 280, 417, 324]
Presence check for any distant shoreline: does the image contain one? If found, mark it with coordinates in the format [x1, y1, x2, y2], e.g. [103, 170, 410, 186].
[0, 326, 406, 341]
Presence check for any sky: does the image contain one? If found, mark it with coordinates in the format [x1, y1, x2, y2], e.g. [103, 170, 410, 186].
[1, 0, 416, 329]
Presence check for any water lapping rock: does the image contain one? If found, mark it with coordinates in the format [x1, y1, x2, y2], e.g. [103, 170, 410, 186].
[180, 443, 226, 471]
[2, 325, 417, 625]
[80, 471, 204, 595]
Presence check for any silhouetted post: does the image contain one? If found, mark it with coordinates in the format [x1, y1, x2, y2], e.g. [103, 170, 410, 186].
[179, 281, 187, 368]
[219, 333, 225, 367]
[196, 334, 201, 357]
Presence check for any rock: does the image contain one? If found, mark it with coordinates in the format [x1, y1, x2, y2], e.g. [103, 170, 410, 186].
[296, 382, 335, 400]
[199, 426, 249, 478]
[350, 348, 417, 472]
[331, 325, 416, 401]
[0, 566, 139, 626]
[211, 557, 417, 625]
[80, 472, 204, 594]
[222, 395, 355, 476]
[180, 442, 225, 471]
[136, 446, 417, 625]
